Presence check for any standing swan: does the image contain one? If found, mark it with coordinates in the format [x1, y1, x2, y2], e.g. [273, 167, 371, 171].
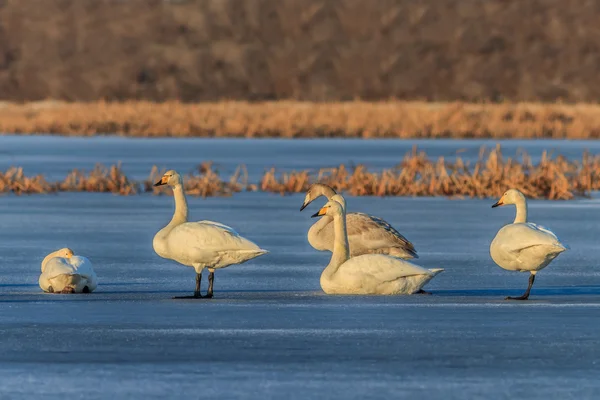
[300, 184, 417, 259]
[153, 170, 268, 299]
[311, 197, 443, 295]
[490, 189, 568, 300]
[40, 248, 97, 294]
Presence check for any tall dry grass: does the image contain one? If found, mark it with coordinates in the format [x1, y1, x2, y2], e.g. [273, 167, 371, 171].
[1, 101, 600, 139]
[2, 147, 600, 200]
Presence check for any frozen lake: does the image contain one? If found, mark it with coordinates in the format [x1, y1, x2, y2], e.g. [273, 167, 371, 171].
[1, 191, 599, 399]
[1, 136, 600, 399]
[1, 135, 600, 181]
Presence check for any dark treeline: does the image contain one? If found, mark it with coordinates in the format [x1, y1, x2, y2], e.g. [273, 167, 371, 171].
[0, 0, 599, 102]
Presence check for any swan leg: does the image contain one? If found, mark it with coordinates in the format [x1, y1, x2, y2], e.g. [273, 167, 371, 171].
[506, 273, 535, 301]
[205, 270, 214, 299]
[173, 272, 203, 299]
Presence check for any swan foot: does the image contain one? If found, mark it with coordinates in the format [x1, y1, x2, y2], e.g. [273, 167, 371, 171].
[505, 273, 535, 301]
[172, 294, 203, 299]
[505, 294, 529, 301]
[172, 272, 204, 299]
[415, 289, 431, 295]
[82, 286, 90, 294]
[47, 286, 54, 293]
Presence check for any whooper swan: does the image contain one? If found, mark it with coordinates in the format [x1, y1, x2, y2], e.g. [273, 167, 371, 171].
[153, 170, 268, 299]
[301, 183, 417, 259]
[311, 197, 442, 295]
[39, 248, 98, 294]
[490, 189, 568, 300]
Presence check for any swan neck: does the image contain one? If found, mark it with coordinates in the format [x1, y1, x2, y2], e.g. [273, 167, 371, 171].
[41, 251, 60, 272]
[170, 184, 188, 226]
[321, 186, 337, 199]
[514, 197, 527, 223]
[324, 211, 350, 278]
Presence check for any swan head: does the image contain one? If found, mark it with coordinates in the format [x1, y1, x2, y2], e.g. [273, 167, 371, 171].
[56, 247, 74, 259]
[311, 199, 344, 218]
[154, 170, 183, 187]
[300, 183, 337, 211]
[492, 189, 526, 208]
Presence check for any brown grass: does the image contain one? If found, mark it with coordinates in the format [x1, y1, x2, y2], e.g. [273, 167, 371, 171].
[2, 100, 600, 139]
[2, 146, 600, 200]
[0, 167, 55, 195]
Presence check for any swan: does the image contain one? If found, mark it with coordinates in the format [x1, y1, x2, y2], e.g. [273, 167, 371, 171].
[490, 189, 569, 300]
[311, 196, 443, 295]
[300, 183, 417, 259]
[39, 248, 97, 294]
[153, 170, 268, 299]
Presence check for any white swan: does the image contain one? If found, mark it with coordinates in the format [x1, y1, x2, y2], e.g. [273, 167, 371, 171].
[300, 184, 417, 259]
[153, 170, 268, 299]
[311, 196, 443, 295]
[490, 189, 568, 300]
[39, 248, 97, 294]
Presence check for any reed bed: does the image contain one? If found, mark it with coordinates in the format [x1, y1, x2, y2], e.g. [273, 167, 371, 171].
[2, 147, 600, 199]
[2, 101, 600, 139]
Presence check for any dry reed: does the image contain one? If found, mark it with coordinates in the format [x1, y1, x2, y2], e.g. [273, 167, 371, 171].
[2, 146, 600, 199]
[2, 101, 600, 139]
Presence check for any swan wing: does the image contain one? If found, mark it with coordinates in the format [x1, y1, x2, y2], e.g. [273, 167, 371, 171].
[41, 257, 77, 280]
[346, 213, 417, 256]
[497, 223, 568, 255]
[170, 221, 261, 250]
[69, 256, 97, 281]
[340, 254, 434, 282]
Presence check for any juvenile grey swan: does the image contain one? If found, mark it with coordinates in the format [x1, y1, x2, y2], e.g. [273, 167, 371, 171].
[300, 183, 417, 259]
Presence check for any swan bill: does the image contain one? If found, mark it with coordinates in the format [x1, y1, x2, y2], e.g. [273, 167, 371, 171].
[154, 176, 168, 186]
[311, 206, 328, 218]
[300, 202, 308, 211]
[491, 199, 504, 208]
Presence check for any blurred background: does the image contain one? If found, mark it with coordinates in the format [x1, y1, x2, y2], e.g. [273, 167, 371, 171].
[1, 0, 596, 103]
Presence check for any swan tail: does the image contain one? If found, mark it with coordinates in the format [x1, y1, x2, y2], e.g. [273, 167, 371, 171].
[48, 274, 88, 293]
[219, 249, 269, 265]
[428, 268, 445, 276]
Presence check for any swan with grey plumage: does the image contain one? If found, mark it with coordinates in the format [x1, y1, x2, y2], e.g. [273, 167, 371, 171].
[300, 183, 417, 259]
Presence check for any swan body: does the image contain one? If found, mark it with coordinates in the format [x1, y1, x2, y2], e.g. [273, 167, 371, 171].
[301, 184, 417, 259]
[39, 248, 97, 294]
[490, 189, 568, 300]
[312, 196, 442, 295]
[153, 170, 268, 298]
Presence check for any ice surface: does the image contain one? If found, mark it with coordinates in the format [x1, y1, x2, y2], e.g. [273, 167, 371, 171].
[1, 191, 600, 399]
[1, 135, 599, 181]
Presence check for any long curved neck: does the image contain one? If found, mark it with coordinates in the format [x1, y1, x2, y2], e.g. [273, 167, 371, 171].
[513, 197, 527, 223]
[309, 214, 332, 238]
[331, 194, 346, 211]
[320, 186, 336, 200]
[169, 184, 188, 227]
[41, 251, 60, 272]
[323, 211, 350, 279]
